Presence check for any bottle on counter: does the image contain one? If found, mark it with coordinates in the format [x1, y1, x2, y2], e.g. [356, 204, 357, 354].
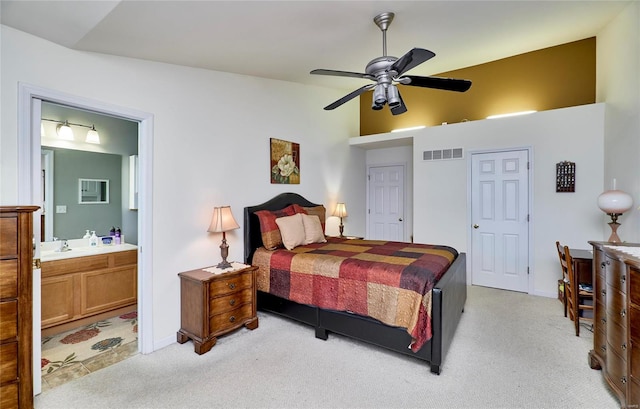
[89, 231, 99, 247]
[114, 227, 121, 245]
[83, 230, 91, 239]
[110, 226, 116, 237]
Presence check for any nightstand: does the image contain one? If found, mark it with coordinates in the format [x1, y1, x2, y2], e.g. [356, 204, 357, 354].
[177, 263, 258, 354]
[329, 235, 364, 240]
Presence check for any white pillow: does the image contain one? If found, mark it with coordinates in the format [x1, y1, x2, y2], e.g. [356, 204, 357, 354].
[302, 214, 327, 244]
[275, 213, 306, 250]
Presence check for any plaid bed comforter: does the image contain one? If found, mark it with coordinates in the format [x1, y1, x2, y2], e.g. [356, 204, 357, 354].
[252, 237, 458, 351]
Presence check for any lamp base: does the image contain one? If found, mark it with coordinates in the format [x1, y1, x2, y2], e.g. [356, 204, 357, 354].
[608, 221, 622, 243]
[338, 220, 344, 238]
[216, 260, 233, 269]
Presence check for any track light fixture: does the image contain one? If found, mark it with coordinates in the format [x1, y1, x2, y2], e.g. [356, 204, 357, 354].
[42, 118, 101, 144]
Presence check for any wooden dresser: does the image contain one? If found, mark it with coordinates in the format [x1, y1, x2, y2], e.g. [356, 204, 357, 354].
[589, 241, 640, 408]
[177, 264, 258, 354]
[0, 206, 38, 409]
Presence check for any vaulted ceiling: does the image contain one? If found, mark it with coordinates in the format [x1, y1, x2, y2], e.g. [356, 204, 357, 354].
[1, 1, 630, 92]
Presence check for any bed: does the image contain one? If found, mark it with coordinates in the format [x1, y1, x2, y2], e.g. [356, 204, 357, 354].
[243, 192, 467, 374]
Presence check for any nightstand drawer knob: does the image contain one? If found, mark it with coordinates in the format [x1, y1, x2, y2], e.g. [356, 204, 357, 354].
[229, 299, 236, 306]
[229, 283, 236, 290]
[229, 316, 236, 323]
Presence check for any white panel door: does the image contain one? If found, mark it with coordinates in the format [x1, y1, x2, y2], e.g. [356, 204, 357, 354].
[368, 165, 404, 241]
[471, 150, 529, 292]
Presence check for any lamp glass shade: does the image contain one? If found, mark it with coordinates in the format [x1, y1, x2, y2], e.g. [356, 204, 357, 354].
[597, 190, 633, 214]
[86, 126, 100, 144]
[333, 203, 348, 218]
[207, 206, 240, 233]
[56, 122, 74, 140]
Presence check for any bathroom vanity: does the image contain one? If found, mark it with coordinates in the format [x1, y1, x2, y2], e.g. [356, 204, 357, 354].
[41, 243, 137, 335]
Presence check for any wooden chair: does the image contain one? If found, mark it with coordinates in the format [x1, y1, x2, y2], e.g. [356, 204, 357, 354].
[556, 241, 593, 336]
[555, 241, 570, 318]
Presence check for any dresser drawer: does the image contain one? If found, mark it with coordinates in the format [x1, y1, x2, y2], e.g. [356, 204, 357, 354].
[605, 350, 628, 396]
[0, 217, 17, 258]
[0, 342, 18, 384]
[210, 303, 253, 333]
[0, 301, 18, 342]
[630, 267, 640, 304]
[607, 285, 627, 328]
[594, 322, 607, 360]
[210, 272, 252, 296]
[0, 260, 17, 299]
[607, 321, 629, 360]
[0, 383, 18, 409]
[606, 255, 627, 294]
[630, 376, 640, 408]
[210, 288, 252, 314]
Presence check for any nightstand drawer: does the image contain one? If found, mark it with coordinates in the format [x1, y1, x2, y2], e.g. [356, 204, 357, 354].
[210, 289, 252, 313]
[210, 272, 252, 296]
[210, 304, 253, 333]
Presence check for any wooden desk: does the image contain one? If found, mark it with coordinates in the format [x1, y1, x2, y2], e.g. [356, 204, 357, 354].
[571, 249, 593, 287]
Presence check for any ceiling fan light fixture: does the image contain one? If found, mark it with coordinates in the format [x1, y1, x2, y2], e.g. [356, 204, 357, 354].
[373, 84, 386, 106]
[387, 85, 400, 107]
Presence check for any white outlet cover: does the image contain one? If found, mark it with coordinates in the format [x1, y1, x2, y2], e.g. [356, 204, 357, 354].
[56, 205, 67, 213]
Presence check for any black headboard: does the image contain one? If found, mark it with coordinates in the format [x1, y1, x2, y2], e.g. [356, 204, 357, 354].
[244, 193, 322, 264]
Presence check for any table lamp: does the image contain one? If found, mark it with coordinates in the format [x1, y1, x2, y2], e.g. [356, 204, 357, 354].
[333, 202, 348, 238]
[208, 206, 240, 268]
[597, 183, 633, 243]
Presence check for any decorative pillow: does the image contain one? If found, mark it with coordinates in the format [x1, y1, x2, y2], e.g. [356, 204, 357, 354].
[301, 214, 327, 244]
[255, 204, 299, 250]
[254, 204, 307, 250]
[275, 213, 306, 250]
[302, 205, 326, 233]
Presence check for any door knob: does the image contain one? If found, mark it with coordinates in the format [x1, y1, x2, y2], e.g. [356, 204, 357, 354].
[473, 224, 479, 229]
[399, 218, 403, 222]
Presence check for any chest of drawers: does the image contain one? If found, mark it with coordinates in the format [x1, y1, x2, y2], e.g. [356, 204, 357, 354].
[177, 265, 258, 354]
[0, 206, 38, 409]
[589, 242, 640, 408]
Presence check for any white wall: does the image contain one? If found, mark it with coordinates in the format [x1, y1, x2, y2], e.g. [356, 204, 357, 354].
[0, 26, 364, 347]
[411, 104, 605, 297]
[597, 0, 640, 243]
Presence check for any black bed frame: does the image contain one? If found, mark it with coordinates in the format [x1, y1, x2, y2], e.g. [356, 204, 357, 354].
[244, 192, 467, 374]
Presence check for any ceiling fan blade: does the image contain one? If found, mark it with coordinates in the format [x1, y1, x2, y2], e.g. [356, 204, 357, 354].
[401, 75, 472, 92]
[388, 48, 435, 76]
[324, 84, 375, 110]
[311, 69, 374, 80]
[390, 91, 407, 116]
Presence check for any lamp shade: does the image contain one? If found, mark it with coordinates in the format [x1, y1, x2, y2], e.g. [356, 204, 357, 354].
[86, 125, 100, 144]
[56, 121, 74, 140]
[597, 190, 633, 214]
[208, 206, 240, 233]
[333, 203, 348, 218]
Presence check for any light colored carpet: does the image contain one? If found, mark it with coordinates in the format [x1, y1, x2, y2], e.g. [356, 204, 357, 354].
[35, 285, 619, 409]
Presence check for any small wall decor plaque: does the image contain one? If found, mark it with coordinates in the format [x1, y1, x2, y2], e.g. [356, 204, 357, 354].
[270, 138, 300, 184]
[556, 161, 575, 192]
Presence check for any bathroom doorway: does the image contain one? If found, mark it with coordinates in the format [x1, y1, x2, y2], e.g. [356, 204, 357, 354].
[17, 83, 154, 396]
[39, 102, 140, 390]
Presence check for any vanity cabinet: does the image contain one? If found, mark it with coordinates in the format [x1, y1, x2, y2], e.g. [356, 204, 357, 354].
[41, 250, 137, 333]
[0, 206, 38, 409]
[589, 242, 640, 408]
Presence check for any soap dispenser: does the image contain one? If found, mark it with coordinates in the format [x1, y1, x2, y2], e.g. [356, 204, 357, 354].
[89, 231, 98, 247]
[114, 227, 121, 245]
[83, 230, 91, 239]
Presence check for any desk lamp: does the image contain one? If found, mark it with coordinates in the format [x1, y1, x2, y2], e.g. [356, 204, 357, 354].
[333, 203, 348, 238]
[208, 206, 240, 268]
[597, 183, 633, 243]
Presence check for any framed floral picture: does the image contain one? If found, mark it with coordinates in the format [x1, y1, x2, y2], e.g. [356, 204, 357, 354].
[270, 138, 300, 184]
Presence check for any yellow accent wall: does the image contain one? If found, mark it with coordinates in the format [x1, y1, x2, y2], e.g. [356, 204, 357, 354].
[359, 37, 596, 136]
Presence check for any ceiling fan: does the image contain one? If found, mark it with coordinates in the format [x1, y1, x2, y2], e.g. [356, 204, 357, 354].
[310, 12, 472, 115]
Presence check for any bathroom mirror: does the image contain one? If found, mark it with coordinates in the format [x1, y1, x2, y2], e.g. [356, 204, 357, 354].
[79, 178, 110, 204]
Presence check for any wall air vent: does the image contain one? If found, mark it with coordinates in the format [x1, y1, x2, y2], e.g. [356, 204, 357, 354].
[423, 148, 464, 161]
